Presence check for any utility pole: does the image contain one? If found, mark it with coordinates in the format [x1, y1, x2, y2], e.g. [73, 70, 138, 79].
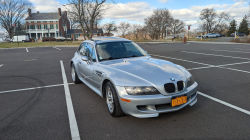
[165, 23, 168, 40]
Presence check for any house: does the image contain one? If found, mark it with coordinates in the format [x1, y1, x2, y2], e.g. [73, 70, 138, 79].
[25, 8, 103, 40]
[25, 8, 70, 39]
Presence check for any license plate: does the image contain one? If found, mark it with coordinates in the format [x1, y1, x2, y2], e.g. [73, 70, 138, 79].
[172, 95, 187, 107]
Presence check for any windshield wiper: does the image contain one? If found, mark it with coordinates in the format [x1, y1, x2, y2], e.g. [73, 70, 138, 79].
[123, 55, 143, 58]
[100, 57, 120, 61]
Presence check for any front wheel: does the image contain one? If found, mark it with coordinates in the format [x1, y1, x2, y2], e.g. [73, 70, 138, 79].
[105, 81, 124, 117]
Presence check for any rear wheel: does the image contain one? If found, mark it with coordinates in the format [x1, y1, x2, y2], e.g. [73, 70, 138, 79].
[71, 64, 81, 84]
[105, 81, 124, 117]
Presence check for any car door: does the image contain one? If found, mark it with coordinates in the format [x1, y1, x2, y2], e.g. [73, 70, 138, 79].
[78, 42, 97, 86]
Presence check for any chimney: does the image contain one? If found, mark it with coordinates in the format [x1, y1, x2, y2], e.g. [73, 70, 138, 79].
[28, 9, 31, 17]
[37, 11, 39, 13]
[58, 8, 61, 16]
[64, 11, 67, 17]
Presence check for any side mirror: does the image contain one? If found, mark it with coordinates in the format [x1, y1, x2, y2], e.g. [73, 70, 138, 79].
[81, 56, 88, 61]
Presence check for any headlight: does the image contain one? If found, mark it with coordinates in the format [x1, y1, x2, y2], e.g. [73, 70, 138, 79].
[187, 76, 195, 87]
[125, 86, 161, 95]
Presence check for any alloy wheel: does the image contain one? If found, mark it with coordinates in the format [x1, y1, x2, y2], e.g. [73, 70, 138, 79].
[106, 86, 114, 113]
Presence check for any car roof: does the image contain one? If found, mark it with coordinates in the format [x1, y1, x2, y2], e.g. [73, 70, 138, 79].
[86, 37, 131, 44]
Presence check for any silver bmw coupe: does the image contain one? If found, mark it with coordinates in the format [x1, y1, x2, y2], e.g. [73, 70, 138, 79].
[70, 37, 198, 118]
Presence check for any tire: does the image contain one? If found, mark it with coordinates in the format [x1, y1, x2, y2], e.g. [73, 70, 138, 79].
[105, 81, 124, 117]
[71, 64, 82, 84]
[22, 40, 25, 43]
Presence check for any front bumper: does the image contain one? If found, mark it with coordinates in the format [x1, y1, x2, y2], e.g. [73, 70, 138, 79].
[116, 82, 198, 118]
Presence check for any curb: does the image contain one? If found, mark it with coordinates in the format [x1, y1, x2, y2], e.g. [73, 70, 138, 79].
[0, 46, 79, 50]
[188, 41, 250, 45]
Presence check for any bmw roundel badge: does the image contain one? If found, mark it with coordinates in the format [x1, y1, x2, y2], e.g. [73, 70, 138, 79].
[170, 78, 175, 81]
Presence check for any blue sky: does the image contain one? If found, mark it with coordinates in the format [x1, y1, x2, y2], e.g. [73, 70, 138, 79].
[25, 0, 250, 28]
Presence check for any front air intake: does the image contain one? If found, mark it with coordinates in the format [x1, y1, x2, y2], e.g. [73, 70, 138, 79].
[177, 81, 184, 91]
[164, 83, 175, 93]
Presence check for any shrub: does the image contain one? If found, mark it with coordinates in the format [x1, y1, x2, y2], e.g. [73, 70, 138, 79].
[231, 38, 250, 43]
[42, 37, 56, 41]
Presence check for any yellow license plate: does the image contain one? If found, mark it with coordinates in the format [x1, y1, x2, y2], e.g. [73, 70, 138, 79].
[172, 96, 187, 107]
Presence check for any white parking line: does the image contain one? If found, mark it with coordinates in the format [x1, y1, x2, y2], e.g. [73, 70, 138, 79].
[26, 48, 29, 52]
[0, 64, 3, 67]
[150, 54, 211, 66]
[0, 83, 74, 94]
[152, 54, 250, 74]
[53, 47, 61, 50]
[211, 49, 250, 53]
[181, 51, 250, 60]
[60, 60, 80, 140]
[234, 48, 250, 51]
[198, 92, 250, 115]
[187, 61, 250, 71]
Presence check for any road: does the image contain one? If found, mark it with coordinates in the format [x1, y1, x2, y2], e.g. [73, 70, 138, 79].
[0, 43, 250, 139]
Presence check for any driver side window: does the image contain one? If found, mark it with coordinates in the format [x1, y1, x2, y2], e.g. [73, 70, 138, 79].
[79, 43, 86, 56]
[83, 43, 96, 62]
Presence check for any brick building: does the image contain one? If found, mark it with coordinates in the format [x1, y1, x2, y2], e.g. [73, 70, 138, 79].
[25, 8, 70, 39]
[25, 8, 103, 40]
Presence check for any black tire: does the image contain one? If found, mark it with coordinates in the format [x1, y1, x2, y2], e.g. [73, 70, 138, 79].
[71, 64, 82, 84]
[105, 81, 124, 117]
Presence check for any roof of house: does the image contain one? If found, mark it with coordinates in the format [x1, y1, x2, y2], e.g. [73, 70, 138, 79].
[25, 12, 65, 20]
[67, 29, 103, 34]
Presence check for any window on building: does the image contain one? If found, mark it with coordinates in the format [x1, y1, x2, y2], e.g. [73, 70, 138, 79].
[60, 33, 62, 37]
[56, 24, 58, 29]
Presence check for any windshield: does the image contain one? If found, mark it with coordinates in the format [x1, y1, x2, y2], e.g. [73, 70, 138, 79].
[96, 41, 148, 61]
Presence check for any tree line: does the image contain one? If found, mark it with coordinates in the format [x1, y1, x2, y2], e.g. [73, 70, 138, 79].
[198, 8, 249, 36]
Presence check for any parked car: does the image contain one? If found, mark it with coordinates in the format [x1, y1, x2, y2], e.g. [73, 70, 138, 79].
[214, 33, 225, 37]
[230, 32, 246, 37]
[218, 34, 225, 37]
[202, 33, 217, 38]
[70, 37, 198, 118]
[196, 36, 201, 38]
[238, 32, 246, 36]
[10, 35, 29, 43]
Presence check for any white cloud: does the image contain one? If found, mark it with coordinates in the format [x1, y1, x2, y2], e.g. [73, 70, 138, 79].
[29, 0, 62, 13]
[159, 0, 168, 4]
[28, 0, 249, 30]
[103, 2, 154, 23]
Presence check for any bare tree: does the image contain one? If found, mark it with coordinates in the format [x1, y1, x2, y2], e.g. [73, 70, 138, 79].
[67, 12, 79, 29]
[118, 22, 130, 38]
[168, 19, 185, 35]
[0, 0, 33, 38]
[0, 31, 8, 41]
[199, 8, 232, 33]
[144, 8, 172, 40]
[66, 0, 113, 39]
[103, 21, 117, 36]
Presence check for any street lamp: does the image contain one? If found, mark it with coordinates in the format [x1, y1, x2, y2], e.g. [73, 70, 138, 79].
[47, 28, 51, 44]
[63, 24, 68, 43]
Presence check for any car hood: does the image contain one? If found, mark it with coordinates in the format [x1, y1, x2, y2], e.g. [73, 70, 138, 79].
[99, 57, 187, 86]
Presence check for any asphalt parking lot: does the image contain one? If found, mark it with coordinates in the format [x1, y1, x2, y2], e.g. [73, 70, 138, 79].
[0, 42, 250, 140]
